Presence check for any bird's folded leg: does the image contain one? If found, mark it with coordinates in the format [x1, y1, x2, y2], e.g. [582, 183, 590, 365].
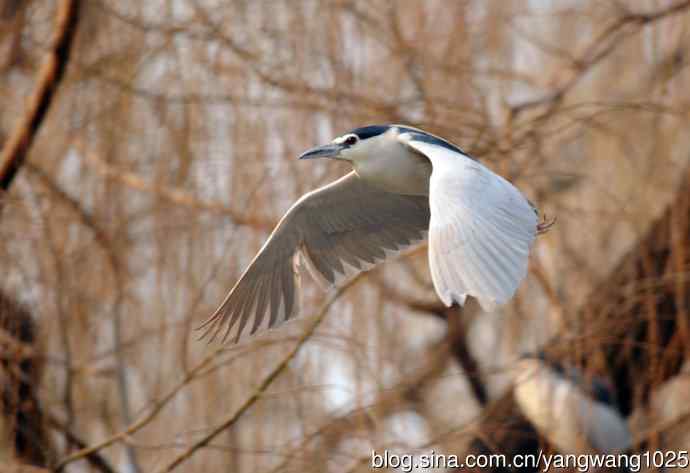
[537, 214, 556, 235]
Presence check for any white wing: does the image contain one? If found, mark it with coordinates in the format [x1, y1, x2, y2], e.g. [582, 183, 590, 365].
[401, 135, 537, 310]
[199, 172, 429, 343]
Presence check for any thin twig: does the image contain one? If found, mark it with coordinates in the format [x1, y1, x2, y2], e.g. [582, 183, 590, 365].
[46, 413, 117, 473]
[155, 278, 360, 472]
[75, 140, 275, 232]
[508, 0, 690, 118]
[55, 275, 359, 471]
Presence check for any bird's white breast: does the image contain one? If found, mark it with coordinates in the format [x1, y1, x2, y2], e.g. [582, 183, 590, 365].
[350, 131, 431, 195]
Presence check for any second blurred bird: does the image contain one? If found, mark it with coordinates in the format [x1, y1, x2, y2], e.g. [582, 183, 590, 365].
[513, 353, 632, 455]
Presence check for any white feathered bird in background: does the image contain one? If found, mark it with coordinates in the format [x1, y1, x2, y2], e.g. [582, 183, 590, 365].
[513, 354, 632, 455]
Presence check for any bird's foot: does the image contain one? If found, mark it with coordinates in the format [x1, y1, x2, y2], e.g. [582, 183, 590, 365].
[537, 214, 556, 235]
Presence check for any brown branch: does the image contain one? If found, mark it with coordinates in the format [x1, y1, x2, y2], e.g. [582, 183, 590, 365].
[265, 336, 452, 473]
[46, 413, 117, 473]
[23, 162, 140, 470]
[76, 141, 275, 232]
[446, 301, 490, 406]
[155, 277, 361, 473]
[186, 0, 400, 118]
[93, 0, 400, 118]
[25, 163, 116, 270]
[375, 276, 489, 406]
[54, 344, 224, 471]
[0, 0, 80, 192]
[55, 276, 360, 472]
[508, 0, 690, 118]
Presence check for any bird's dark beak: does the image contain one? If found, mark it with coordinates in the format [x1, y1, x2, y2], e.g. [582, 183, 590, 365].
[298, 144, 343, 160]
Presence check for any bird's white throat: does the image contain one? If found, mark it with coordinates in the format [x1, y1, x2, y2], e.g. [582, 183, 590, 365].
[347, 129, 430, 195]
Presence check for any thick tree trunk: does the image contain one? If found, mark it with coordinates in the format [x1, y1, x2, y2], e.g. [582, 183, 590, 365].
[0, 292, 52, 467]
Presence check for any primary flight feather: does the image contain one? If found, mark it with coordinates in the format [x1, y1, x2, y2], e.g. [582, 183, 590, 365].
[199, 125, 550, 343]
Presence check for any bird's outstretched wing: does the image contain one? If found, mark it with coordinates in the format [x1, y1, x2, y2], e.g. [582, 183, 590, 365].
[400, 133, 537, 311]
[199, 172, 429, 343]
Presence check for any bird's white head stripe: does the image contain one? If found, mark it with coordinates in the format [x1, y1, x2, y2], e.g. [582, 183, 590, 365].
[332, 133, 358, 145]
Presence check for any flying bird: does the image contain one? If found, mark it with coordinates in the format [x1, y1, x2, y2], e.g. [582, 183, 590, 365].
[513, 354, 632, 455]
[200, 125, 551, 343]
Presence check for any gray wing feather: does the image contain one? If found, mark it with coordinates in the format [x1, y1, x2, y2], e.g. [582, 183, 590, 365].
[199, 172, 429, 343]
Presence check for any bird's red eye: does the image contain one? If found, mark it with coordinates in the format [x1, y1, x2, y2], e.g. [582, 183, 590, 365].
[345, 135, 358, 146]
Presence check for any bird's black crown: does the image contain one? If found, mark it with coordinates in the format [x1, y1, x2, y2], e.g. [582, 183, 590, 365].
[350, 125, 390, 140]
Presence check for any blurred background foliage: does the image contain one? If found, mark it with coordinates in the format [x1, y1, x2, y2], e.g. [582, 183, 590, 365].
[0, 0, 689, 471]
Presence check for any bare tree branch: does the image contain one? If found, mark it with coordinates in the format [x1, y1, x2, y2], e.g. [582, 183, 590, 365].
[0, 0, 80, 193]
[156, 276, 363, 473]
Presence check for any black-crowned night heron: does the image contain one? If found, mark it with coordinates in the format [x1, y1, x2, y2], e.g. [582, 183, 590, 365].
[513, 354, 632, 455]
[200, 125, 551, 343]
